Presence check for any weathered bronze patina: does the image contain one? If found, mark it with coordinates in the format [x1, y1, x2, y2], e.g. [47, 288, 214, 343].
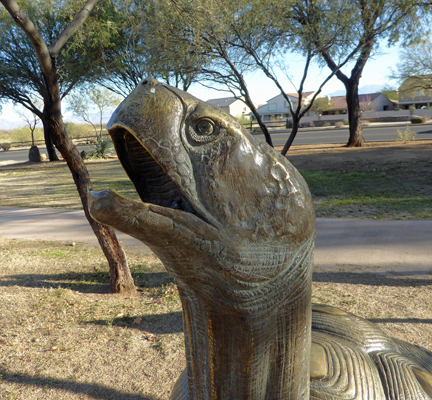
[89, 78, 432, 399]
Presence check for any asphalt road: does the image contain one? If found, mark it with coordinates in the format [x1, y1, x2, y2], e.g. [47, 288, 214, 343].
[254, 122, 432, 146]
[0, 144, 92, 164]
[1, 123, 432, 164]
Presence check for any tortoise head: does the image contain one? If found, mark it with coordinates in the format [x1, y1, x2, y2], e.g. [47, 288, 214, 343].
[89, 78, 315, 294]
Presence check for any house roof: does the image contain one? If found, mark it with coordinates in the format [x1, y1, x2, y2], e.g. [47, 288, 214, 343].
[326, 93, 382, 110]
[206, 97, 239, 107]
[266, 91, 315, 103]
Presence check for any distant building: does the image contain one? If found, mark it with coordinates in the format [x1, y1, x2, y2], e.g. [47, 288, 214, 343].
[399, 76, 432, 109]
[206, 97, 255, 119]
[312, 93, 395, 115]
[255, 92, 316, 121]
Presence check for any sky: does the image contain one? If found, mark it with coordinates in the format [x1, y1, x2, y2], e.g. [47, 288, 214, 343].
[0, 44, 401, 130]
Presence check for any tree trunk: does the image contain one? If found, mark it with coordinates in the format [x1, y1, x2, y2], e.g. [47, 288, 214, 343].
[41, 114, 60, 161]
[345, 80, 365, 147]
[240, 85, 272, 146]
[240, 90, 272, 147]
[43, 64, 136, 294]
[281, 114, 300, 156]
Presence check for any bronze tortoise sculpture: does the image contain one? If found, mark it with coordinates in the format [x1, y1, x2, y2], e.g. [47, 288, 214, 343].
[89, 78, 432, 399]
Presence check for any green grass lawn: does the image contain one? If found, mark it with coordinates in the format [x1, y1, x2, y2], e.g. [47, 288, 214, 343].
[0, 156, 431, 219]
[301, 168, 432, 219]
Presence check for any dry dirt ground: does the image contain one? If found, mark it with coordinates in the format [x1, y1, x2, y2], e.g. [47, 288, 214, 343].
[1, 140, 432, 399]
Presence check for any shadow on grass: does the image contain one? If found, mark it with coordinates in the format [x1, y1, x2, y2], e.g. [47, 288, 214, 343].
[0, 271, 174, 294]
[0, 370, 157, 399]
[88, 311, 183, 334]
[368, 318, 432, 324]
[313, 271, 432, 287]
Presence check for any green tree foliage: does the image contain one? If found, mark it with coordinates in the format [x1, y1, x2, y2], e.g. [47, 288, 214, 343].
[0, 0, 116, 159]
[1, 0, 136, 294]
[310, 97, 334, 115]
[92, 0, 204, 97]
[153, 0, 275, 146]
[220, 0, 355, 153]
[64, 121, 91, 138]
[291, 0, 431, 147]
[67, 87, 121, 138]
[391, 40, 432, 92]
[380, 85, 399, 102]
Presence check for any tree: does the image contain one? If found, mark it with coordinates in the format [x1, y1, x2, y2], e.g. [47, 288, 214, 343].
[391, 40, 432, 92]
[1, 0, 135, 294]
[162, 0, 274, 146]
[380, 84, 399, 102]
[291, 0, 431, 147]
[225, 0, 357, 154]
[92, 0, 204, 97]
[68, 87, 121, 139]
[17, 97, 42, 147]
[359, 94, 374, 112]
[161, 0, 352, 152]
[310, 97, 334, 116]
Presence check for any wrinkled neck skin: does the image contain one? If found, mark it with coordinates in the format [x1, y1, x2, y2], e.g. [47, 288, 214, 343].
[158, 239, 314, 400]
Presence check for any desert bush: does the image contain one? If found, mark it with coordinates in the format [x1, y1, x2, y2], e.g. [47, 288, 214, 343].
[236, 114, 251, 126]
[411, 115, 427, 124]
[64, 121, 93, 138]
[8, 126, 44, 144]
[335, 120, 344, 128]
[83, 137, 114, 160]
[0, 143, 11, 151]
[301, 122, 315, 128]
[396, 126, 417, 142]
[323, 121, 331, 127]
[0, 130, 10, 140]
[361, 119, 371, 126]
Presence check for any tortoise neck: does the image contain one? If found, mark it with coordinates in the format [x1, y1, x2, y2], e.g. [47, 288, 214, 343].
[178, 260, 312, 400]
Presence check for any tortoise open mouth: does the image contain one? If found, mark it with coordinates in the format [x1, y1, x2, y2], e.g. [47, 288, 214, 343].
[109, 126, 198, 216]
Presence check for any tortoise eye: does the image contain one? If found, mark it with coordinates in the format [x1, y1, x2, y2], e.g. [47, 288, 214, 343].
[188, 118, 222, 144]
[196, 119, 214, 136]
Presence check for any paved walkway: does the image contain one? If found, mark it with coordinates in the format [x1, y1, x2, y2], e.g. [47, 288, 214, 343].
[1, 207, 431, 275]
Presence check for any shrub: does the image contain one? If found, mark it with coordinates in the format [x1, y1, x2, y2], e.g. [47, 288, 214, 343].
[323, 121, 331, 127]
[411, 115, 427, 124]
[396, 126, 417, 142]
[361, 119, 370, 126]
[0, 143, 11, 151]
[64, 122, 92, 139]
[83, 137, 114, 160]
[235, 115, 251, 126]
[335, 120, 344, 128]
[9, 126, 44, 144]
[301, 122, 315, 128]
